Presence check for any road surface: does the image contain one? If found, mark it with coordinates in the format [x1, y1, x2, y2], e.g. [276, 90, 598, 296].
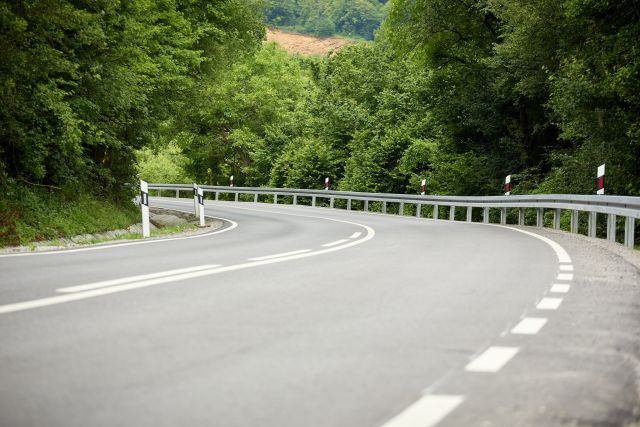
[1, 198, 639, 426]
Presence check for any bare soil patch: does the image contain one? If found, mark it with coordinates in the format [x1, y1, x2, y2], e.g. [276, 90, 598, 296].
[265, 28, 353, 56]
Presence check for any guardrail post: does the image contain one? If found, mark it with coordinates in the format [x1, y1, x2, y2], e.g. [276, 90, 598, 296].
[157, 189, 161, 197]
[175, 189, 179, 198]
[234, 192, 239, 202]
[500, 208, 506, 225]
[466, 206, 472, 222]
[347, 199, 352, 210]
[273, 194, 278, 204]
[449, 206, 455, 221]
[399, 202, 404, 216]
[607, 214, 616, 241]
[330, 197, 334, 209]
[624, 217, 635, 248]
[536, 208, 544, 227]
[312, 196, 317, 207]
[293, 195, 298, 205]
[483, 207, 489, 223]
[383, 201, 387, 214]
[254, 193, 258, 203]
[553, 209, 561, 229]
[570, 210, 578, 233]
[416, 203, 421, 218]
[433, 204, 439, 220]
[215, 192, 219, 201]
[518, 208, 525, 226]
[588, 212, 597, 237]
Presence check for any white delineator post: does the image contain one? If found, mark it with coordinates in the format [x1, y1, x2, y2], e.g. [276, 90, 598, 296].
[597, 164, 605, 195]
[421, 178, 426, 195]
[230, 175, 234, 187]
[505, 175, 511, 196]
[140, 180, 150, 238]
[197, 187, 205, 227]
[192, 183, 198, 215]
[325, 177, 330, 191]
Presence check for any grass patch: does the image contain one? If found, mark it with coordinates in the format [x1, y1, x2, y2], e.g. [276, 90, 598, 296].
[0, 184, 140, 247]
[70, 222, 201, 246]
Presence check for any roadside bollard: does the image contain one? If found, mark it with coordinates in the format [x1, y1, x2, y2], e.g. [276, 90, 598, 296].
[197, 187, 205, 227]
[140, 180, 150, 238]
[192, 183, 198, 216]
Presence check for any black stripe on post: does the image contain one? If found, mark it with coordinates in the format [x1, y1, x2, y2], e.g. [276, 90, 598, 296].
[140, 191, 149, 206]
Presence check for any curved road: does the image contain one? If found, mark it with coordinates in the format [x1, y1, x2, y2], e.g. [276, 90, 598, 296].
[0, 198, 638, 426]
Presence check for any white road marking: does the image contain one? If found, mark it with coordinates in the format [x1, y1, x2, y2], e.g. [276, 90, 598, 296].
[557, 273, 573, 281]
[0, 205, 376, 315]
[465, 346, 520, 372]
[511, 317, 548, 335]
[248, 249, 311, 261]
[350, 232, 362, 239]
[559, 264, 574, 271]
[550, 284, 571, 293]
[492, 226, 572, 264]
[380, 394, 464, 427]
[57, 265, 220, 293]
[322, 239, 349, 247]
[536, 297, 563, 310]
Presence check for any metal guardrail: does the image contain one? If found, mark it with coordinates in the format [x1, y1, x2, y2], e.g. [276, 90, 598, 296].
[148, 183, 639, 249]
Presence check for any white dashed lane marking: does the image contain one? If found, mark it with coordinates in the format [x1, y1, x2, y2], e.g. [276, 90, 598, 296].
[537, 297, 563, 310]
[511, 317, 548, 335]
[57, 265, 220, 293]
[380, 394, 464, 427]
[350, 232, 362, 239]
[465, 346, 520, 373]
[550, 284, 571, 293]
[556, 273, 574, 281]
[559, 264, 574, 271]
[248, 249, 311, 261]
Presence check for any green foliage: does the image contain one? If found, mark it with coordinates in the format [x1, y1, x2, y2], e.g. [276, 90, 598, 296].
[0, 184, 139, 247]
[265, 0, 387, 40]
[179, 42, 313, 186]
[0, 0, 264, 243]
[137, 143, 192, 184]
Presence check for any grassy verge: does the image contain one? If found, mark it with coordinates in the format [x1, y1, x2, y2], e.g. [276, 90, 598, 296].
[0, 185, 140, 247]
[53, 223, 201, 247]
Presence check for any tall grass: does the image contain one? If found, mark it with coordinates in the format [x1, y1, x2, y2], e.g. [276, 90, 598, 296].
[0, 185, 139, 247]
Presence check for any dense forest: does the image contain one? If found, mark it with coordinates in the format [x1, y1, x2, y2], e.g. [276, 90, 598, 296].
[264, 0, 387, 40]
[1, 0, 639, 245]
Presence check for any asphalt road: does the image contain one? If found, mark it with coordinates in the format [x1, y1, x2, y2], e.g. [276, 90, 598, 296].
[0, 198, 638, 427]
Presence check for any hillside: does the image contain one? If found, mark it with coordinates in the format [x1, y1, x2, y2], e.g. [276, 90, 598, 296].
[265, 28, 353, 56]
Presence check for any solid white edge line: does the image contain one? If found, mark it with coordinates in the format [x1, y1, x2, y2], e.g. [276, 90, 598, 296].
[536, 297, 563, 310]
[322, 239, 349, 247]
[57, 264, 220, 293]
[550, 284, 571, 293]
[511, 317, 548, 335]
[248, 249, 311, 261]
[380, 394, 464, 427]
[465, 346, 520, 372]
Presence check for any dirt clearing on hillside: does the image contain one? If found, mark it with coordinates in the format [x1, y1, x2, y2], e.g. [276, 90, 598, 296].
[265, 28, 353, 56]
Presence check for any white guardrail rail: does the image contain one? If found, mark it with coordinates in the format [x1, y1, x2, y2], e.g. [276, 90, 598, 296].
[148, 183, 640, 249]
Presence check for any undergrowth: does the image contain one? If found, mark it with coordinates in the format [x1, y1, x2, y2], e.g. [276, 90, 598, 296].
[0, 184, 139, 247]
